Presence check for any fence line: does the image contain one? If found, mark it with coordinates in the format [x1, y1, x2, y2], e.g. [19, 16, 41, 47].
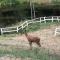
[0, 16, 60, 35]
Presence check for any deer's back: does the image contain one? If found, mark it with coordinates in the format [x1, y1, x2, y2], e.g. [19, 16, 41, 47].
[27, 35, 40, 42]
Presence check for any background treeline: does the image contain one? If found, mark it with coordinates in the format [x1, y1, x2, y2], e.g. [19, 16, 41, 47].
[0, 0, 60, 27]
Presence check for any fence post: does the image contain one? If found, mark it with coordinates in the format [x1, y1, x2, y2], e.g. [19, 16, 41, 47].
[57, 16, 59, 22]
[54, 28, 57, 36]
[1, 28, 3, 35]
[26, 21, 28, 27]
[52, 17, 53, 22]
[44, 17, 46, 23]
[17, 27, 19, 33]
[40, 17, 41, 23]
[22, 25, 23, 30]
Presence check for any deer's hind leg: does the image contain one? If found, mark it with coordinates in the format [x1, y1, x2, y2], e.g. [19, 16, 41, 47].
[29, 42, 32, 50]
[36, 42, 41, 47]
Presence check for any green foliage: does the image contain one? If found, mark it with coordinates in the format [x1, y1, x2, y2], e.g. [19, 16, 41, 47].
[0, 0, 60, 27]
[0, 0, 20, 8]
[52, 0, 60, 4]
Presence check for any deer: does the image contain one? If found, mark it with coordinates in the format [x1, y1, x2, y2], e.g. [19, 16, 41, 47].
[24, 29, 41, 50]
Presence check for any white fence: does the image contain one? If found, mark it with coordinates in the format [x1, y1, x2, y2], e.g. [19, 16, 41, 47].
[0, 16, 60, 35]
[54, 28, 60, 36]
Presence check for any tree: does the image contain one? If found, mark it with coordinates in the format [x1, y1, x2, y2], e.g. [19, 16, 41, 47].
[0, 0, 19, 8]
[29, 0, 33, 19]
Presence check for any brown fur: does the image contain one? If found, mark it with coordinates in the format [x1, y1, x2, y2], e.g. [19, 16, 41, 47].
[25, 32, 41, 49]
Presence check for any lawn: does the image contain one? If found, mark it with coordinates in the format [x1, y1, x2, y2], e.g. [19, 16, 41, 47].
[0, 21, 60, 60]
[0, 47, 60, 60]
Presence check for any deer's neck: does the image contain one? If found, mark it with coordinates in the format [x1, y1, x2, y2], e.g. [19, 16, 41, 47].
[25, 33, 29, 39]
[25, 32, 28, 36]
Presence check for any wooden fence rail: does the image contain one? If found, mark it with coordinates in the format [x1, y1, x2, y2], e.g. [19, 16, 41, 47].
[0, 16, 60, 35]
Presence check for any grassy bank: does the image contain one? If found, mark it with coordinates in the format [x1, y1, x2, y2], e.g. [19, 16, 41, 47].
[26, 21, 60, 32]
[0, 21, 60, 60]
[0, 47, 60, 60]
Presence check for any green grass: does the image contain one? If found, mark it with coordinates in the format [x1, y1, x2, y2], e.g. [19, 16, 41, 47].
[17, 0, 50, 4]
[26, 21, 60, 32]
[0, 48, 60, 60]
[0, 21, 60, 60]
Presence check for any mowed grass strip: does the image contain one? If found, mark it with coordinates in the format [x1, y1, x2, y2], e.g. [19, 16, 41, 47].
[0, 48, 60, 60]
